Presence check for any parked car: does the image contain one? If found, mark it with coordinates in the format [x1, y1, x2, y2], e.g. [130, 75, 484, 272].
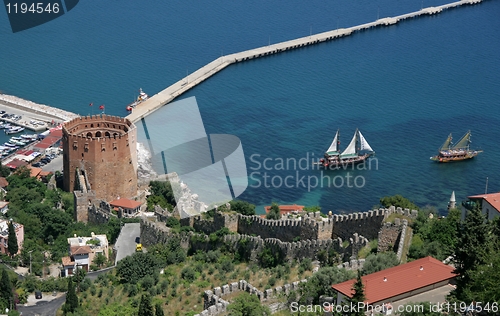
[0, 111, 5, 114]
[35, 290, 42, 299]
[1, 114, 8, 118]
[32, 162, 41, 167]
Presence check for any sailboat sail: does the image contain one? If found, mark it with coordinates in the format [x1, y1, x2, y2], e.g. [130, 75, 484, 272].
[451, 131, 471, 150]
[326, 130, 340, 154]
[358, 131, 374, 152]
[340, 129, 357, 156]
[439, 134, 453, 151]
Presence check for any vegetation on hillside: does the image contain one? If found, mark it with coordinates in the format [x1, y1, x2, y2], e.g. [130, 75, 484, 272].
[379, 194, 419, 210]
[408, 207, 460, 261]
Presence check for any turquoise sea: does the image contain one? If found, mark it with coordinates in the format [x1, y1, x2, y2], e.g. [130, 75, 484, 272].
[0, 0, 499, 214]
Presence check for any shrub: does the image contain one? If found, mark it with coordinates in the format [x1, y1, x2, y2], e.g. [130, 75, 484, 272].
[181, 267, 196, 282]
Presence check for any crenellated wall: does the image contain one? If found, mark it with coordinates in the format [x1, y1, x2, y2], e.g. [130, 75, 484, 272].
[141, 219, 368, 263]
[180, 206, 417, 243]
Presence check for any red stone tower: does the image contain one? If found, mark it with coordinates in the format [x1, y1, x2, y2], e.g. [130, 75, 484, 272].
[62, 115, 138, 202]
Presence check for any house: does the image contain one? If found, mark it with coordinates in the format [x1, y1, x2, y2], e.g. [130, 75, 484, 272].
[4, 158, 28, 170]
[0, 177, 8, 190]
[109, 198, 143, 216]
[331, 256, 456, 308]
[0, 219, 24, 255]
[462, 192, 500, 220]
[33, 130, 62, 154]
[0, 201, 9, 215]
[261, 204, 304, 218]
[61, 232, 109, 276]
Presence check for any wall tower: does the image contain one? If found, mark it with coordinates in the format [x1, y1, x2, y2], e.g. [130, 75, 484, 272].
[62, 114, 138, 202]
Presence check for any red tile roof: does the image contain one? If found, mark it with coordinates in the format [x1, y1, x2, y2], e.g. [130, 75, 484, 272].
[5, 159, 28, 169]
[109, 198, 142, 210]
[28, 166, 42, 178]
[61, 256, 75, 266]
[50, 129, 62, 137]
[332, 256, 456, 304]
[264, 204, 304, 215]
[0, 177, 8, 188]
[467, 192, 500, 213]
[70, 245, 91, 255]
[261, 204, 305, 218]
[39, 135, 60, 147]
[34, 142, 51, 149]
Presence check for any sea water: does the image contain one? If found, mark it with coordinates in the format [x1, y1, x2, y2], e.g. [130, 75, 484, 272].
[0, 0, 498, 214]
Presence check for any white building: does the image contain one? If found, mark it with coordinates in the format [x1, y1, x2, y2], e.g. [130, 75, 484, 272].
[61, 232, 109, 276]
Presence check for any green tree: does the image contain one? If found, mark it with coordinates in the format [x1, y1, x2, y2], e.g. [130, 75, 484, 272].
[7, 221, 18, 257]
[379, 195, 419, 210]
[362, 252, 399, 275]
[258, 246, 284, 268]
[451, 205, 490, 302]
[63, 277, 79, 314]
[155, 302, 165, 316]
[93, 253, 107, 268]
[298, 266, 356, 304]
[266, 202, 280, 220]
[350, 270, 366, 316]
[227, 292, 271, 316]
[0, 163, 10, 177]
[116, 252, 162, 284]
[0, 268, 12, 310]
[303, 205, 321, 213]
[229, 200, 256, 216]
[138, 294, 154, 316]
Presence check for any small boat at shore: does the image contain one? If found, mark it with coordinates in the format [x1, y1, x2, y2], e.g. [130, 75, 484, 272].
[5, 126, 25, 134]
[430, 130, 482, 162]
[318, 129, 375, 168]
[126, 88, 149, 111]
[21, 134, 38, 140]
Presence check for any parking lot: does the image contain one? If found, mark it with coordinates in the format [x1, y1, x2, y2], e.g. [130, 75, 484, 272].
[39, 154, 63, 173]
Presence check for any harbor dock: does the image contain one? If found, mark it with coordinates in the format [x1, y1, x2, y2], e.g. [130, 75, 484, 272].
[126, 0, 483, 123]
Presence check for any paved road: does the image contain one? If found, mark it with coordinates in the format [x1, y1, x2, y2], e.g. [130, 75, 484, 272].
[114, 223, 141, 263]
[18, 295, 66, 316]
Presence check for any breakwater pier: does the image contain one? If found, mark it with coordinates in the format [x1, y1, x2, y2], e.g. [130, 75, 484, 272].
[126, 0, 483, 123]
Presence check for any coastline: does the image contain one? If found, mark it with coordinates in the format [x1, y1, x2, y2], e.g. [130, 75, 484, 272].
[0, 93, 79, 124]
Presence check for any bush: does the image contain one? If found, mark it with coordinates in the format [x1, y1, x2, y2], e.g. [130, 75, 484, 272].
[141, 275, 155, 290]
[299, 258, 313, 271]
[181, 267, 196, 282]
[362, 252, 399, 275]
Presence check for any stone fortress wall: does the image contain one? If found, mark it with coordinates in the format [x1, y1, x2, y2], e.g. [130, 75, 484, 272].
[143, 206, 418, 263]
[140, 206, 417, 315]
[179, 206, 417, 242]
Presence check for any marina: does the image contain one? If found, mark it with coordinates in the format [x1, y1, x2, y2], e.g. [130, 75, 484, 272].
[125, 0, 484, 123]
[0, 93, 79, 132]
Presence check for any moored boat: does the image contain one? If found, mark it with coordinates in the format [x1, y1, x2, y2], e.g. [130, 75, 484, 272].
[5, 126, 25, 134]
[430, 130, 482, 162]
[319, 129, 375, 168]
[126, 88, 149, 111]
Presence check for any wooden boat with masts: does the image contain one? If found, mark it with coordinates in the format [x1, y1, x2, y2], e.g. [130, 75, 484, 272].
[430, 130, 482, 162]
[319, 128, 375, 167]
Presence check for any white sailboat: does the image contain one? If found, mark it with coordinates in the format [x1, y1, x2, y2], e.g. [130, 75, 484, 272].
[320, 129, 375, 167]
